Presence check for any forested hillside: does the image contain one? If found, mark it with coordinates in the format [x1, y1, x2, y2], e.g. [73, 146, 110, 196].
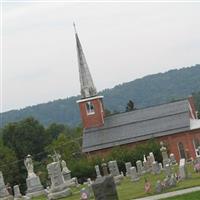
[1, 64, 200, 128]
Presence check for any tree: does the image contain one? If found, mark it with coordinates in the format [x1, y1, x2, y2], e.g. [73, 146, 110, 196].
[126, 100, 135, 112]
[46, 123, 67, 140]
[2, 117, 50, 160]
[0, 139, 20, 186]
[45, 133, 82, 163]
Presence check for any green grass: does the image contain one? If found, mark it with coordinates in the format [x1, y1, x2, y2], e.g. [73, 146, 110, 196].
[163, 190, 200, 200]
[33, 164, 200, 200]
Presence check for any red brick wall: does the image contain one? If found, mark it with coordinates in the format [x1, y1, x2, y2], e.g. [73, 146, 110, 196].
[188, 96, 198, 119]
[87, 128, 200, 162]
[79, 98, 104, 129]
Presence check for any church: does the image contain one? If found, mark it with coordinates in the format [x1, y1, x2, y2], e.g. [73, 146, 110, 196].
[73, 26, 200, 161]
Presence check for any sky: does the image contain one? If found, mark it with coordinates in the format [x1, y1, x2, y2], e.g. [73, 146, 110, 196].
[1, 1, 200, 112]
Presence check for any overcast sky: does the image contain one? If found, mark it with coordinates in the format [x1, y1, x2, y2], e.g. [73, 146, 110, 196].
[1, 1, 200, 112]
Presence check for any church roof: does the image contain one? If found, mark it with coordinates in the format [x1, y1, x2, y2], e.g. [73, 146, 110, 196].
[82, 99, 190, 153]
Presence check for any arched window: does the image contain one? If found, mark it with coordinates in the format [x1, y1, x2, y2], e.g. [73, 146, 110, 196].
[193, 138, 200, 156]
[178, 142, 186, 159]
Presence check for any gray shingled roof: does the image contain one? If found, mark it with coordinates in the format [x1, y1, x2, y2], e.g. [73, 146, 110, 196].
[82, 99, 190, 153]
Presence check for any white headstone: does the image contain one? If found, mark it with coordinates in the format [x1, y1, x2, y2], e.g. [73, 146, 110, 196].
[47, 162, 72, 199]
[125, 162, 132, 176]
[136, 160, 143, 175]
[108, 161, 120, 177]
[179, 158, 187, 179]
[170, 153, 177, 165]
[95, 165, 101, 178]
[13, 185, 22, 198]
[130, 167, 140, 182]
[0, 171, 10, 198]
[149, 152, 155, 165]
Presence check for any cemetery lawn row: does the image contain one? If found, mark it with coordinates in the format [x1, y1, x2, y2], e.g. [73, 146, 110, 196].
[33, 164, 200, 200]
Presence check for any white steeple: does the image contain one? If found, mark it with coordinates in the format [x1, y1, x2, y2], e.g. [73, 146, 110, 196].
[74, 23, 97, 99]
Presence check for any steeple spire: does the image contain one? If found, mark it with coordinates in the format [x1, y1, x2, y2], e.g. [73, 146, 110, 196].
[74, 23, 97, 99]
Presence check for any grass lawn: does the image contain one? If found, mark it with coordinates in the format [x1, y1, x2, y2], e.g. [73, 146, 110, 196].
[163, 190, 200, 200]
[33, 164, 200, 200]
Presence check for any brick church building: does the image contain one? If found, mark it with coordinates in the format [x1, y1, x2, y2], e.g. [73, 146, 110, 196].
[73, 25, 200, 161]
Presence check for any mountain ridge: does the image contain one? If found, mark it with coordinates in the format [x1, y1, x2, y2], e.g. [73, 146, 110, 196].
[1, 64, 200, 128]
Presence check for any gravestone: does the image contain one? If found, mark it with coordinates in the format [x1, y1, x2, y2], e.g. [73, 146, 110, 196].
[163, 176, 170, 188]
[136, 160, 143, 175]
[61, 160, 71, 181]
[0, 171, 13, 200]
[13, 185, 22, 199]
[143, 161, 148, 172]
[92, 163, 119, 200]
[149, 152, 155, 165]
[95, 165, 102, 178]
[24, 155, 45, 198]
[164, 164, 172, 177]
[108, 161, 122, 184]
[169, 174, 176, 187]
[108, 161, 120, 177]
[170, 153, 177, 165]
[125, 162, 132, 176]
[47, 162, 72, 199]
[102, 163, 109, 176]
[130, 167, 140, 182]
[158, 163, 163, 171]
[160, 142, 170, 168]
[146, 156, 152, 169]
[152, 161, 160, 175]
[179, 158, 188, 179]
[155, 180, 162, 193]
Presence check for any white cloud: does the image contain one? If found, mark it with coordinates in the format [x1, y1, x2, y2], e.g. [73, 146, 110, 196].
[2, 2, 200, 112]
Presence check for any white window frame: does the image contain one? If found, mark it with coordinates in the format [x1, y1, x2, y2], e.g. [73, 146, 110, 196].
[193, 139, 200, 157]
[86, 101, 95, 115]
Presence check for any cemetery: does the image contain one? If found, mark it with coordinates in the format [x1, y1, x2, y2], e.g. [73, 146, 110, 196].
[1, 10, 200, 200]
[1, 142, 200, 200]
